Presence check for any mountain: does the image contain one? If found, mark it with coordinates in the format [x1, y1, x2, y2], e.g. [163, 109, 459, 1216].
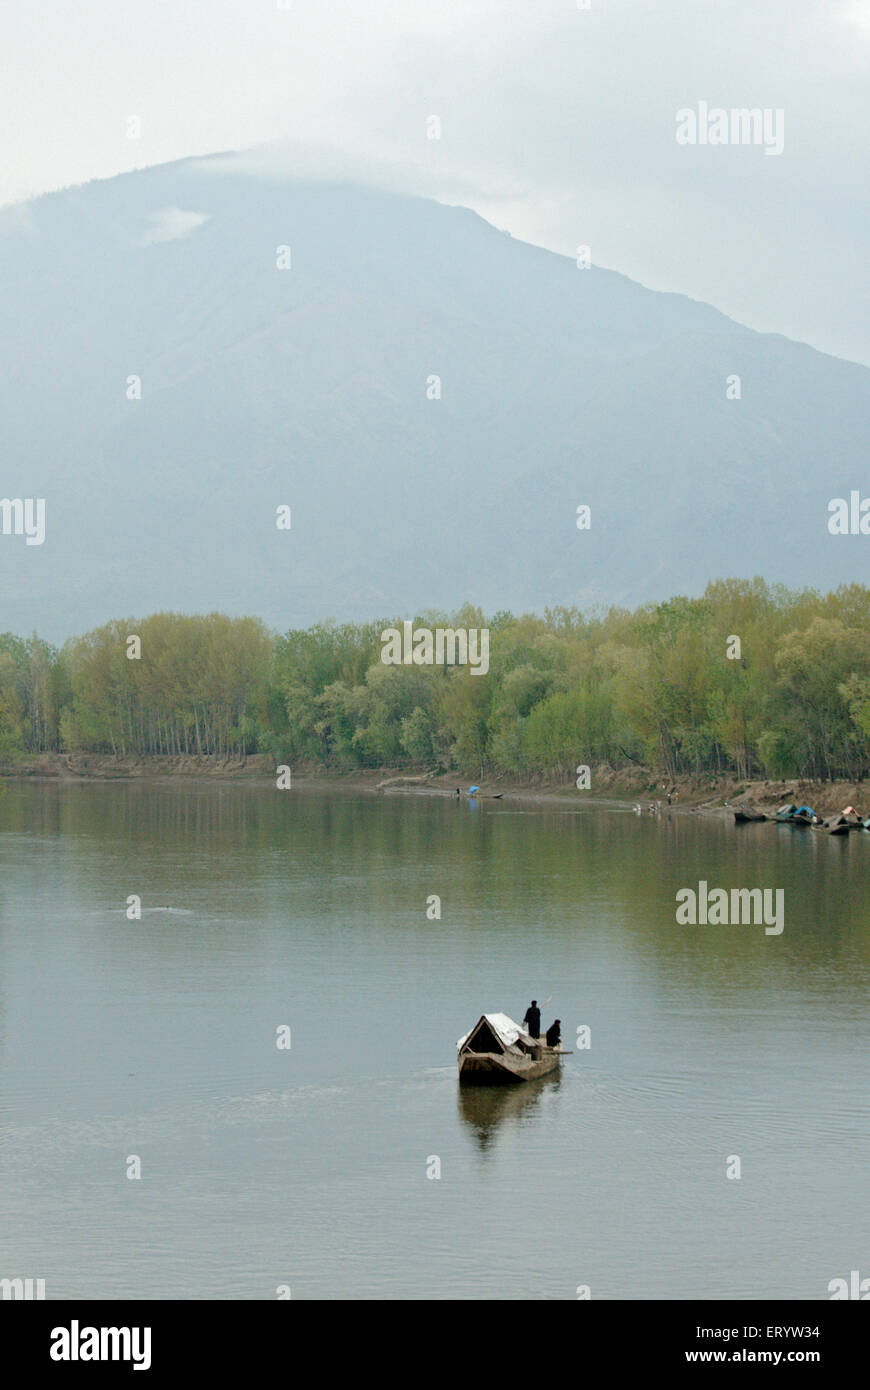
[2, 153, 868, 642]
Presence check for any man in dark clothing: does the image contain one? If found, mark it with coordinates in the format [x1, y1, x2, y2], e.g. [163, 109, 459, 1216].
[523, 1000, 541, 1038]
[545, 1019, 561, 1048]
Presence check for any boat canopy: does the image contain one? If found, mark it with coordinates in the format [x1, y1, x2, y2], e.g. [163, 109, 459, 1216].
[457, 1012, 528, 1052]
[796, 806, 814, 816]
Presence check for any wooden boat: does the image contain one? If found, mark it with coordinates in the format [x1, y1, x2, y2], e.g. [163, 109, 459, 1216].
[817, 814, 850, 835]
[775, 804, 797, 822]
[792, 805, 816, 826]
[457, 1013, 568, 1086]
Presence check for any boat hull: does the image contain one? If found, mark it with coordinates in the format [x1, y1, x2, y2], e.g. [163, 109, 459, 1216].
[458, 1049, 562, 1086]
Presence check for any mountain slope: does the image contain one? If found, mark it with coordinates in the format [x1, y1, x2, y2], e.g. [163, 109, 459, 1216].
[1, 154, 868, 640]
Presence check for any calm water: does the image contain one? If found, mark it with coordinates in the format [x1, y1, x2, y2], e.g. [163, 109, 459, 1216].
[1, 781, 868, 1300]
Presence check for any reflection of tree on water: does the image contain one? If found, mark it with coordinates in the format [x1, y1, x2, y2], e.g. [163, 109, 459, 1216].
[457, 1070, 562, 1153]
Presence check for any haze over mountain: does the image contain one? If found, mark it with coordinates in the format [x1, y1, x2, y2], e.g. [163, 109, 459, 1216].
[2, 153, 868, 643]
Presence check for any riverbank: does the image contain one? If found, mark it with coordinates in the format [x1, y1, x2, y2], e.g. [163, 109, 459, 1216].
[2, 752, 867, 820]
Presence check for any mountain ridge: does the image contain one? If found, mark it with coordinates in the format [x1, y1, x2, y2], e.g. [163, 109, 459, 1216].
[1, 153, 868, 642]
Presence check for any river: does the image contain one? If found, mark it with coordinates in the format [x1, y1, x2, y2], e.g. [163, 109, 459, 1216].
[1, 781, 868, 1299]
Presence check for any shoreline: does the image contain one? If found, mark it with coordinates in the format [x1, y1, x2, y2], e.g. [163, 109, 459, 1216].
[2, 753, 868, 820]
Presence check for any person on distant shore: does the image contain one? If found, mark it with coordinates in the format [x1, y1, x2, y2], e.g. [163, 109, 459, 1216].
[523, 1000, 541, 1038]
[545, 1019, 561, 1048]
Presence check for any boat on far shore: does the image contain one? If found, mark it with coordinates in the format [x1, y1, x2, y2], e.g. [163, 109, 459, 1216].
[743, 802, 870, 833]
[457, 1013, 569, 1085]
[774, 802, 818, 826]
[816, 813, 853, 835]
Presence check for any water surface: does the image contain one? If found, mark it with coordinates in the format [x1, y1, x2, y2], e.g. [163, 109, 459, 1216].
[1, 782, 868, 1299]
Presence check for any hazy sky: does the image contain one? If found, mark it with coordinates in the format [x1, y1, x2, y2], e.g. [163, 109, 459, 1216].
[2, 0, 869, 364]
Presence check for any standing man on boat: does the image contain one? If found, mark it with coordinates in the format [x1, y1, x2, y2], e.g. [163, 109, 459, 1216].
[523, 1000, 541, 1038]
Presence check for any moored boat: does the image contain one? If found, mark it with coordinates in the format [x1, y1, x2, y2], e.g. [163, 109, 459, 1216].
[457, 1013, 567, 1085]
[775, 804, 797, 822]
[820, 814, 850, 835]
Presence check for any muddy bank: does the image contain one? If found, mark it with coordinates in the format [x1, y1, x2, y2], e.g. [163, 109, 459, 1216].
[0, 752, 277, 781]
[1, 753, 867, 820]
[371, 768, 870, 820]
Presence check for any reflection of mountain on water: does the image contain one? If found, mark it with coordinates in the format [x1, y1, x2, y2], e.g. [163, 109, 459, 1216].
[457, 1071, 562, 1152]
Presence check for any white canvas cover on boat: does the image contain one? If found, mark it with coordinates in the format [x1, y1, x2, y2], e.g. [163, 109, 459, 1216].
[456, 1013, 528, 1051]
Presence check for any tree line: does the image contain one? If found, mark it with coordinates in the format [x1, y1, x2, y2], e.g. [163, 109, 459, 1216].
[2, 578, 870, 782]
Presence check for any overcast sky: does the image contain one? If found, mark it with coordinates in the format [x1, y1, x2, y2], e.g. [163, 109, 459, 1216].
[2, 0, 869, 364]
